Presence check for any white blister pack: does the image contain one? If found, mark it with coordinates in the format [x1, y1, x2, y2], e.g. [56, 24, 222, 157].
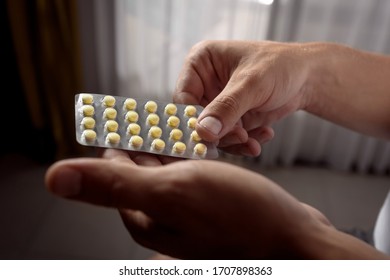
[74, 93, 219, 159]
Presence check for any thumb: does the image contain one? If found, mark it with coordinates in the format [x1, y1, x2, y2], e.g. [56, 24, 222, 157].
[45, 158, 157, 211]
[197, 76, 258, 142]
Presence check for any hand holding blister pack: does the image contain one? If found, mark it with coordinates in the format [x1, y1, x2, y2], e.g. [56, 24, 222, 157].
[74, 93, 219, 159]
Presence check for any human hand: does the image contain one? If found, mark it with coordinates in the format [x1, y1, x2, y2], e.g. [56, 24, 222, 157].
[174, 40, 312, 156]
[45, 150, 334, 259]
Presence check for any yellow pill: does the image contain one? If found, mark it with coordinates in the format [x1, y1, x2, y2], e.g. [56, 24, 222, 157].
[103, 108, 117, 120]
[190, 130, 202, 142]
[170, 128, 183, 141]
[124, 98, 137, 110]
[193, 143, 207, 156]
[81, 117, 95, 129]
[81, 94, 94, 105]
[127, 123, 141, 135]
[151, 139, 166, 151]
[187, 117, 197, 129]
[129, 135, 143, 148]
[148, 126, 162, 138]
[81, 105, 94, 117]
[102, 95, 116, 107]
[105, 120, 119, 132]
[164, 103, 177, 115]
[167, 116, 180, 128]
[125, 111, 139, 123]
[184, 105, 197, 117]
[82, 129, 96, 142]
[144, 101, 158, 113]
[172, 142, 186, 154]
[106, 132, 120, 144]
[147, 113, 160, 126]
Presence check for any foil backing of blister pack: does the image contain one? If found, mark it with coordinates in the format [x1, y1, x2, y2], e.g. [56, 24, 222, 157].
[74, 93, 219, 159]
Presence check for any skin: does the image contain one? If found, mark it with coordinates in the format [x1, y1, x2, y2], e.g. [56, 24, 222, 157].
[174, 41, 390, 155]
[46, 40, 390, 259]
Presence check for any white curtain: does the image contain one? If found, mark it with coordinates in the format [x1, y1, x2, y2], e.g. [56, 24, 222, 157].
[77, 0, 390, 174]
[114, 0, 272, 100]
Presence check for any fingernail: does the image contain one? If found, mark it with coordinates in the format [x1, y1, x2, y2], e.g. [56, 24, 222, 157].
[199, 116, 223, 136]
[51, 167, 81, 197]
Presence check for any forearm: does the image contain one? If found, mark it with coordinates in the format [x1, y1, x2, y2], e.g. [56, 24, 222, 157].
[304, 42, 390, 139]
[293, 222, 389, 259]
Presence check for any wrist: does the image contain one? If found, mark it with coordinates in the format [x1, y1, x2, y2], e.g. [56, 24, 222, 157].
[289, 221, 389, 259]
[298, 42, 343, 113]
[300, 42, 390, 138]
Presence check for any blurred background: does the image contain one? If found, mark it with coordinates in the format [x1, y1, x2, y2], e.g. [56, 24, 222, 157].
[1, 0, 389, 259]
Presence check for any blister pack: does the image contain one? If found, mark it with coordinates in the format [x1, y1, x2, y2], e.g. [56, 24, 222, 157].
[74, 93, 219, 159]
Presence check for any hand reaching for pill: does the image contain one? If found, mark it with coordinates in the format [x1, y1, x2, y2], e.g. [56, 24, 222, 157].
[173, 40, 313, 156]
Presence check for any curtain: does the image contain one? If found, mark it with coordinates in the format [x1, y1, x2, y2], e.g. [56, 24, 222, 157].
[7, 0, 85, 160]
[115, 0, 272, 100]
[77, 0, 390, 174]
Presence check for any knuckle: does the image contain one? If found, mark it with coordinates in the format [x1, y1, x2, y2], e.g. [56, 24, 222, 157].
[191, 40, 213, 53]
[213, 94, 240, 116]
[105, 162, 134, 207]
[107, 170, 129, 207]
[236, 68, 276, 107]
[186, 40, 214, 64]
[151, 162, 202, 201]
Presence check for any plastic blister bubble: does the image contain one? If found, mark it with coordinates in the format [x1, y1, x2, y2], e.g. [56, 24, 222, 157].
[74, 93, 219, 159]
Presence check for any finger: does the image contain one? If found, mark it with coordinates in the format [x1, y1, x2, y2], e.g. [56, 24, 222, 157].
[119, 209, 181, 256]
[217, 125, 248, 148]
[96, 147, 106, 158]
[247, 126, 275, 145]
[158, 155, 184, 165]
[45, 158, 159, 211]
[128, 152, 183, 166]
[130, 153, 163, 166]
[221, 138, 261, 157]
[196, 70, 263, 142]
[173, 41, 223, 105]
[220, 126, 273, 155]
[241, 100, 302, 131]
[220, 126, 273, 156]
[174, 66, 203, 105]
[102, 148, 133, 163]
[119, 209, 154, 233]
